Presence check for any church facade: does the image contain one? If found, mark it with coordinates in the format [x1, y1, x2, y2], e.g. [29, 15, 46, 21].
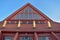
[0, 3, 60, 40]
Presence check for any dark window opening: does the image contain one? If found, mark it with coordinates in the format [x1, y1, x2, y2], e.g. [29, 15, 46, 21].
[24, 8, 29, 12]
[20, 36, 33, 40]
[36, 21, 45, 24]
[20, 13, 23, 19]
[3, 36, 13, 40]
[38, 36, 50, 40]
[23, 14, 29, 19]
[27, 21, 33, 24]
[28, 8, 33, 13]
[21, 21, 27, 24]
[40, 21, 45, 24]
[16, 15, 19, 20]
[29, 13, 33, 19]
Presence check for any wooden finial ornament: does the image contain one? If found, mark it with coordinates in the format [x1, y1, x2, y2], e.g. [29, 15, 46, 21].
[3, 20, 7, 28]
[18, 20, 21, 28]
[33, 21, 36, 29]
[48, 21, 51, 28]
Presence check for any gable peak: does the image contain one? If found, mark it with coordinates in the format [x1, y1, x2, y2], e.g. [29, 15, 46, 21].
[25, 3, 32, 5]
[4, 3, 52, 21]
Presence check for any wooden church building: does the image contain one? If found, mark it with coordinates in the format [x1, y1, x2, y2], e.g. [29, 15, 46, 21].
[0, 3, 60, 40]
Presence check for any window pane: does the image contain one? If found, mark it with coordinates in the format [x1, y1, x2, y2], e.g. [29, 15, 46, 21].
[20, 13, 23, 19]
[37, 15, 41, 20]
[25, 8, 28, 12]
[21, 21, 27, 24]
[33, 14, 37, 19]
[19, 13, 41, 20]
[40, 21, 45, 24]
[20, 36, 33, 40]
[16, 15, 19, 20]
[4, 36, 13, 40]
[27, 21, 33, 24]
[28, 8, 33, 13]
[33, 13, 41, 20]
[29, 14, 33, 19]
[23, 14, 29, 19]
[38, 36, 50, 40]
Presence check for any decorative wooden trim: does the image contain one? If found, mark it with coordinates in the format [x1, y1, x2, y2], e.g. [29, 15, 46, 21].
[48, 21, 51, 29]
[33, 21, 36, 28]
[51, 32, 60, 40]
[18, 20, 21, 28]
[13, 32, 19, 40]
[0, 30, 1, 39]
[3, 20, 7, 28]
[34, 32, 38, 40]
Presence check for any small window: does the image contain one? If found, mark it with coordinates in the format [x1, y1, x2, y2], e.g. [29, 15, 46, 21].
[20, 36, 33, 40]
[9, 21, 15, 24]
[36, 22, 40, 24]
[36, 21, 45, 24]
[21, 21, 27, 24]
[16, 15, 19, 20]
[24, 8, 29, 12]
[24, 7, 33, 13]
[33, 13, 41, 20]
[23, 14, 29, 19]
[20, 13, 23, 19]
[3, 36, 13, 40]
[38, 36, 50, 40]
[33, 14, 37, 20]
[27, 21, 33, 24]
[40, 21, 45, 24]
[28, 8, 33, 13]
[29, 14, 33, 19]
[37, 14, 41, 20]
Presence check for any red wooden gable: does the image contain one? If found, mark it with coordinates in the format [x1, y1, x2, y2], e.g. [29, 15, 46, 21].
[4, 3, 52, 21]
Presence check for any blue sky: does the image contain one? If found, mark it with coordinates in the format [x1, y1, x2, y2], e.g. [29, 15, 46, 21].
[0, 0, 60, 22]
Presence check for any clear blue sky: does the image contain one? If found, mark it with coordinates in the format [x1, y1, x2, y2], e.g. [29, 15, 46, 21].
[0, 0, 60, 22]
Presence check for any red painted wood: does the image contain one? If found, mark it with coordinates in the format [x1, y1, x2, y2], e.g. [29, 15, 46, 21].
[0, 3, 60, 40]
[34, 32, 38, 40]
[0, 31, 2, 40]
[13, 32, 18, 40]
[50, 32, 60, 40]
